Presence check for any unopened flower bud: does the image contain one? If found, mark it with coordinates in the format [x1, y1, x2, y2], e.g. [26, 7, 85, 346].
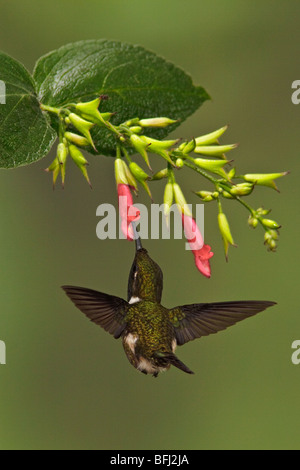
[45, 157, 61, 188]
[243, 172, 289, 191]
[261, 218, 281, 229]
[195, 126, 228, 146]
[138, 117, 177, 128]
[57, 142, 68, 165]
[248, 215, 258, 228]
[130, 134, 151, 169]
[193, 158, 229, 179]
[69, 145, 91, 187]
[256, 207, 271, 216]
[129, 161, 151, 197]
[180, 139, 196, 154]
[64, 132, 89, 147]
[123, 163, 138, 192]
[194, 143, 238, 157]
[140, 136, 179, 166]
[230, 183, 254, 196]
[228, 167, 236, 180]
[264, 231, 277, 252]
[173, 183, 192, 217]
[218, 212, 236, 261]
[151, 168, 168, 180]
[194, 190, 218, 202]
[164, 183, 174, 221]
[75, 98, 113, 127]
[129, 126, 142, 134]
[115, 158, 129, 186]
[68, 113, 96, 150]
[222, 191, 234, 199]
[175, 158, 184, 168]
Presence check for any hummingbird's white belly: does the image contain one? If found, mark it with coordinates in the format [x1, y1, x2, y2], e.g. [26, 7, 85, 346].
[124, 333, 177, 374]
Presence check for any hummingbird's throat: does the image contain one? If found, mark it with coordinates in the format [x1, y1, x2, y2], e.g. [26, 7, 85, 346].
[128, 296, 141, 305]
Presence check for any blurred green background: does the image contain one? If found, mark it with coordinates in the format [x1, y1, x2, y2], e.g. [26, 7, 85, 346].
[0, 0, 299, 450]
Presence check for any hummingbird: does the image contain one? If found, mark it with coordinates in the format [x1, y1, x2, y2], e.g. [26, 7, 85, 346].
[62, 229, 275, 377]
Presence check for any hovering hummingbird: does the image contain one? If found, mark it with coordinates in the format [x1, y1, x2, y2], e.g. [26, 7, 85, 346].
[62, 230, 275, 377]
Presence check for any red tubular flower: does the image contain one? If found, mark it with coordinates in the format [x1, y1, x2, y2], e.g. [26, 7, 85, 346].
[193, 244, 214, 278]
[182, 213, 214, 278]
[118, 184, 140, 241]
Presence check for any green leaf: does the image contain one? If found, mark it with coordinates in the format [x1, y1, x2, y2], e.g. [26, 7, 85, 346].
[0, 52, 56, 169]
[34, 40, 210, 157]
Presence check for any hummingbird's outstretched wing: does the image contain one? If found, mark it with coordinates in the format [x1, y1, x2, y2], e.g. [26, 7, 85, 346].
[62, 286, 128, 339]
[169, 301, 276, 345]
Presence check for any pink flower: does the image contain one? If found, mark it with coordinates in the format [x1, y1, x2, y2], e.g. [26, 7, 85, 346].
[182, 213, 214, 278]
[193, 244, 214, 278]
[182, 213, 204, 251]
[118, 184, 140, 241]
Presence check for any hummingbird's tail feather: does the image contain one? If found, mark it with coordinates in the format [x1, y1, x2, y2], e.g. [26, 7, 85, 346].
[155, 352, 195, 375]
[131, 221, 143, 251]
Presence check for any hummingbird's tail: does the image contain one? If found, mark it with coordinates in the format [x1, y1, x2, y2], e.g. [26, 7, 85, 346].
[131, 221, 143, 251]
[155, 351, 195, 375]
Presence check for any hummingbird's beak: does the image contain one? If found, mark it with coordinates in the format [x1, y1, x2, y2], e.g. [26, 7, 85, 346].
[131, 222, 143, 251]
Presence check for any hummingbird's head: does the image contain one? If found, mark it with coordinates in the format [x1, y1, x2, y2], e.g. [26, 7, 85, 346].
[127, 248, 163, 304]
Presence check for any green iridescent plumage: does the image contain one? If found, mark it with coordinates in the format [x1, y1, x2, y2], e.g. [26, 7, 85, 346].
[62, 230, 275, 377]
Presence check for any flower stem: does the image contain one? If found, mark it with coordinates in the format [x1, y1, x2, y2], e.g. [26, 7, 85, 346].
[40, 104, 61, 115]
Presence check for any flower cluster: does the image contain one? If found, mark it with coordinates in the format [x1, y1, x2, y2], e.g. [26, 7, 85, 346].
[42, 97, 288, 277]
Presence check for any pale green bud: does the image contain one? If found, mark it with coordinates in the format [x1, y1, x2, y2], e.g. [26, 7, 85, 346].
[264, 231, 277, 252]
[57, 142, 68, 165]
[68, 113, 96, 150]
[261, 219, 281, 229]
[222, 191, 234, 199]
[218, 212, 236, 261]
[193, 158, 229, 179]
[194, 190, 218, 202]
[114, 158, 129, 186]
[180, 139, 196, 154]
[151, 168, 168, 180]
[129, 126, 142, 134]
[139, 136, 177, 166]
[173, 183, 192, 217]
[45, 157, 61, 188]
[129, 161, 149, 182]
[64, 132, 89, 147]
[69, 145, 91, 187]
[164, 183, 174, 220]
[123, 162, 138, 192]
[228, 167, 236, 180]
[248, 215, 258, 228]
[130, 134, 151, 169]
[230, 183, 254, 196]
[194, 143, 238, 157]
[138, 117, 177, 128]
[256, 207, 271, 216]
[75, 98, 113, 127]
[243, 172, 289, 191]
[195, 126, 228, 146]
[175, 158, 184, 168]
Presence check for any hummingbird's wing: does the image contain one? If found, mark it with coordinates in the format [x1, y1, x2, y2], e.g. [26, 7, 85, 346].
[62, 286, 128, 339]
[169, 301, 276, 345]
